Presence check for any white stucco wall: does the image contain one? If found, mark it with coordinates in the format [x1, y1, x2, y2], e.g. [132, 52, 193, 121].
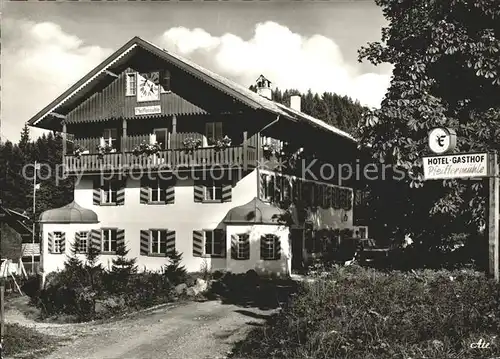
[41, 223, 100, 274]
[68, 170, 259, 273]
[226, 224, 291, 276]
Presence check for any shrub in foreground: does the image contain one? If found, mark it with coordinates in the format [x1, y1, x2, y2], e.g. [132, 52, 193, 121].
[232, 266, 500, 359]
[2, 323, 57, 357]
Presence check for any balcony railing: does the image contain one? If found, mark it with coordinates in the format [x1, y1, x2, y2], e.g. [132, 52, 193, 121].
[64, 145, 258, 173]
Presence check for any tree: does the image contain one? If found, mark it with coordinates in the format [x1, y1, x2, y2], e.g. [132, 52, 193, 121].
[111, 244, 137, 279]
[357, 0, 500, 266]
[164, 250, 187, 285]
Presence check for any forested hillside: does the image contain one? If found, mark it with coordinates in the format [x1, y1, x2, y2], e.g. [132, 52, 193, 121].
[249, 85, 366, 135]
[0, 125, 74, 224]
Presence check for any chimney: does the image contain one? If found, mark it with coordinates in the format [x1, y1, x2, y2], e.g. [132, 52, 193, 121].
[255, 75, 272, 100]
[290, 95, 301, 112]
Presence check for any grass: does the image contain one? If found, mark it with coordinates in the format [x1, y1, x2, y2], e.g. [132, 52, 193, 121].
[2, 323, 58, 359]
[231, 265, 500, 359]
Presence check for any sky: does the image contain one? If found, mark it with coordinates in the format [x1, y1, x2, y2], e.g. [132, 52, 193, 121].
[1, 1, 392, 143]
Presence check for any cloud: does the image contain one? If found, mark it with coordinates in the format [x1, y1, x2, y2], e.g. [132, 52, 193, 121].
[1, 19, 113, 142]
[159, 21, 391, 109]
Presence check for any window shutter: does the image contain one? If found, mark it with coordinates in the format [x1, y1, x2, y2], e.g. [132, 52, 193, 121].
[260, 235, 267, 260]
[166, 230, 176, 257]
[90, 229, 101, 253]
[194, 184, 205, 202]
[259, 173, 267, 200]
[165, 184, 175, 204]
[74, 231, 81, 253]
[140, 178, 150, 204]
[230, 234, 238, 259]
[273, 176, 281, 203]
[275, 236, 281, 260]
[302, 182, 311, 207]
[292, 179, 302, 202]
[241, 234, 250, 260]
[332, 187, 341, 209]
[192, 230, 203, 257]
[117, 180, 125, 205]
[93, 179, 102, 205]
[314, 184, 322, 207]
[60, 232, 66, 254]
[344, 189, 353, 210]
[222, 184, 232, 202]
[324, 187, 332, 209]
[340, 188, 348, 210]
[116, 229, 125, 249]
[140, 230, 149, 256]
[48, 232, 54, 254]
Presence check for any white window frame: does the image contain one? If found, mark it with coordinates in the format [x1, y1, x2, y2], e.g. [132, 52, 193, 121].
[126, 73, 137, 96]
[204, 181, 222, 201]
[103, 128, 118, 148]
[153, 128, 169, 150]
[102, 228, 117, 253]
[150, 178, 166, 203]
[101, 181, 118, 204]
[236, 234, 248, 260]
[53, 232, 63, 254]
[205, 122, 223, 145]
[76, 231, 89, 253]
[150, 229, 168, 254]
[204, 230, 223, 256]
[262, 234, 278, 260]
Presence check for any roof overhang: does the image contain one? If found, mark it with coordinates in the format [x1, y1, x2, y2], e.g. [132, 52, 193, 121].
[27, 36, 359, 144]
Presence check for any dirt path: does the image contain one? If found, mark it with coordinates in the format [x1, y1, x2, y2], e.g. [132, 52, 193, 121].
[5, 300, 275, 359]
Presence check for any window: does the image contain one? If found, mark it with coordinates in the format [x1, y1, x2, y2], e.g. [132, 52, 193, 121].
[53, 232, 63, 253]
[102, 180, 118, 204]
[205, 122, 223, 145]
[261, 234, 280, 260]
[150, 179, 167, 203]
[102, 229, 117, 252]
[154, 128, 169, 150]
[262, 174, 275, 202]
[103, 128, 118, 148]
[151, 230, 168, 254]
[126, 73, 137, 96]
[236, 234, 249, 259]
[204, 181, 223, 201]
[76, 231, 89, 253]
[204, 230, 224, 256]
[160, 70, 171, 93]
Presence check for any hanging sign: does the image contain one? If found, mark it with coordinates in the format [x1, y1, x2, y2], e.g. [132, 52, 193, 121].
[134, 105, 161, 116]
[428, 127, 457, 154]
[422, 153, 489, 180]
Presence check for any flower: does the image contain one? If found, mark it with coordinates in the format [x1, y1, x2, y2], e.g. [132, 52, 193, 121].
[182, 137, 203, 153]
[96, 143, 114, 157]
[132, 142, 162, 156]
[213, 135, 232, 151]
[73, 145, 86, 158]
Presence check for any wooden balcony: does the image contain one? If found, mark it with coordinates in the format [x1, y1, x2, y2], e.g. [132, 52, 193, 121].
[64, 145, 259, 173]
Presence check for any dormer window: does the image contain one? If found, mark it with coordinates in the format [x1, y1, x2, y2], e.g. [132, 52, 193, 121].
[126, 73, 137, 96]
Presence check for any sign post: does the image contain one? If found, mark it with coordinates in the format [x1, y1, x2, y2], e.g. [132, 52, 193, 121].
[423, 128, 498, 282]
[488, 151, 499, 282]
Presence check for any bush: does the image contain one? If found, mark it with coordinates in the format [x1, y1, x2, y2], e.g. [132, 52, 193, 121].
[2, 323, 57, 357]
[232, 266, 500, 359]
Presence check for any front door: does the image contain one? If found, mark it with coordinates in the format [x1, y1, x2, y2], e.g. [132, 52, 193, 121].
[290, 228, 304, 272]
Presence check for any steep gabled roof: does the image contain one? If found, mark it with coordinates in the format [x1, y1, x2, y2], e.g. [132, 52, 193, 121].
[27, 36, 356, 143]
